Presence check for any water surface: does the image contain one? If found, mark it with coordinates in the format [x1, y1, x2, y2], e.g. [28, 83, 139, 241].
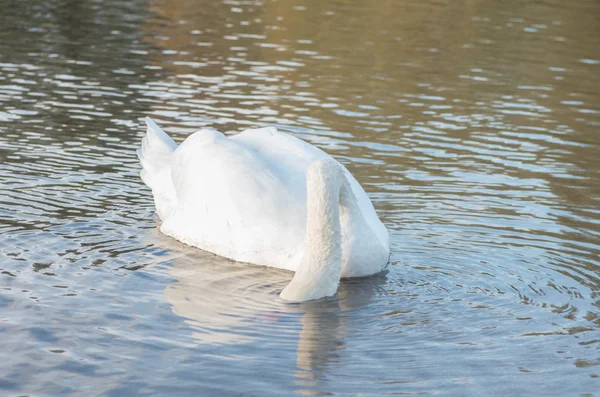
[1, 0, 599, 395]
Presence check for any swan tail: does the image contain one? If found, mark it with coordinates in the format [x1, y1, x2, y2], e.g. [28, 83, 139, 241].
[138, 117, 178, 220]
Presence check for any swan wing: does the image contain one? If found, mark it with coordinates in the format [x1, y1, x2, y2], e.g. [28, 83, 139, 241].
[161, 128, 305, 270]
[233, 127, 389, 250]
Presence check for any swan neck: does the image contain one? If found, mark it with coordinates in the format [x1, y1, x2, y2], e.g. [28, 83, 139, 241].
[280, 159, 350, 302]
[305, 169, 342, 269]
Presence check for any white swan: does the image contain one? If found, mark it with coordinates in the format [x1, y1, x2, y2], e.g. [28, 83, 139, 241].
[138, 117, 390, 301]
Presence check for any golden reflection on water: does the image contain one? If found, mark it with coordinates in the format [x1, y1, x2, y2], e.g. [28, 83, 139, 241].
[143, 0, 600, 199]
[140, 0, 600, 282]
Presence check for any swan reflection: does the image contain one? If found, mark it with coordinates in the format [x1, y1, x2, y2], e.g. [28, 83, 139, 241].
[152, 229, 386, 385]
[292, 276, 386, 389]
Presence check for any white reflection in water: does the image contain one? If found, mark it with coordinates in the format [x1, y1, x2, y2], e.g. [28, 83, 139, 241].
[150, 228, 385, 385]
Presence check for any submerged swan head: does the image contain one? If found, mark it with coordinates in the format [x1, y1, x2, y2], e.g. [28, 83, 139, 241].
[280, 158, 354, 302]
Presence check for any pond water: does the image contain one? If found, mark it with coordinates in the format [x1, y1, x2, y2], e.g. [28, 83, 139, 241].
[1, 0, 599, 395]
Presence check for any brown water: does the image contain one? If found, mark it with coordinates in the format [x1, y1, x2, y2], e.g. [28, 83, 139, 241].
[1, 0, 599, 395]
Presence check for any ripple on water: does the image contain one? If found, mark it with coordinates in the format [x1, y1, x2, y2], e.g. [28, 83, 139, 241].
[1, 0, 600, 395]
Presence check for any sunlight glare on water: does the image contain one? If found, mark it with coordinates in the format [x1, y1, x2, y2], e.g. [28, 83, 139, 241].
[0, 0, 599, 396]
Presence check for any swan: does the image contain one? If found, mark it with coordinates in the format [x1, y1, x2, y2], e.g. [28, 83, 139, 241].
[137, 117, 390, 301]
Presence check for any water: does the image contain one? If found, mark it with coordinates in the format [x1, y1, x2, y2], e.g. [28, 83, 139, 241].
[1, 0, 599, 395]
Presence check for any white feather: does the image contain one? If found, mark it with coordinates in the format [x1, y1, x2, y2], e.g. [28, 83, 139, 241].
[138, 118, 390, 301]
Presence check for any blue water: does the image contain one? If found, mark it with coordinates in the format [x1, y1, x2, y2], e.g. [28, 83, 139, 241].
[1, 0, 599, 395]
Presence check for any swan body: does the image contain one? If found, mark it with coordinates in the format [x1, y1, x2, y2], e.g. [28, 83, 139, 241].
[138, 117, 389, 301]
